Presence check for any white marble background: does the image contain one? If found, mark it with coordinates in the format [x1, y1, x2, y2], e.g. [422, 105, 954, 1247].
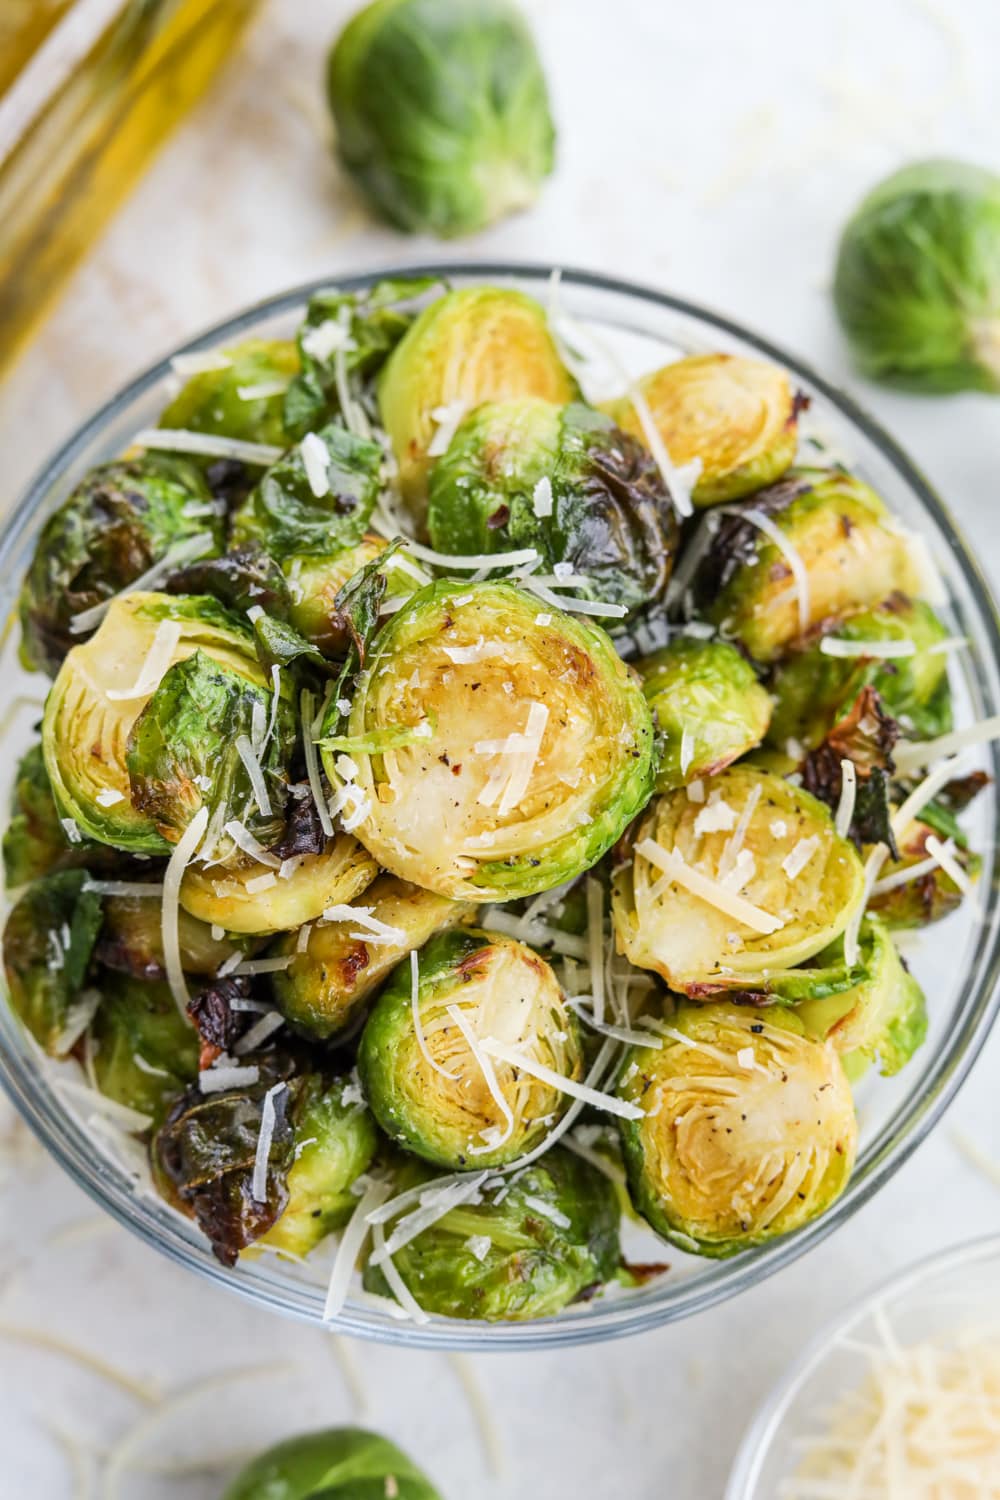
[2, 1, 1000, 1495]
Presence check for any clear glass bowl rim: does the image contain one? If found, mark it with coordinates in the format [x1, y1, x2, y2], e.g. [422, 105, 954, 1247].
[1, 259, 999, 1352]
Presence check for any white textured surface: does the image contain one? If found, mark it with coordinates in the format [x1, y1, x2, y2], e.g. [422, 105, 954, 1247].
[2, 1, 1000, 1495]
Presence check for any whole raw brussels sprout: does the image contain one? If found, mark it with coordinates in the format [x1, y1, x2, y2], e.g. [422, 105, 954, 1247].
[18, 454, 222, 676]
[179, 836, 378, 936]
[328, 0, 555, 238]
[364, 1147, 621, 1321]
[378, 286, 576, 515]
[605, 354, 800, 506]
[426, 399, 679, 619]
[320, 580, 656, 900]
[692, 470, 922, 661]
[159, 338, 300, 449]
[833, 158, 1000, 393]
[222, 1427, 442, 1500]
[2, 744, 116, 888]
[272, 875, 473, 1040]
[611, 765, 865, 993]
[2, 869, 103, 1055]
[90, 974, 199, 1121]
[617, 1002, 857, 1256]
[637, 637, 772, 791]
[358, 928, 583, 1169]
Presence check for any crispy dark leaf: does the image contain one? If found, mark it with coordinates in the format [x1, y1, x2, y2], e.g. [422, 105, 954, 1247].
[270, 785, 327, 860]
[802, 686, 900, 856]
[166, 544, 291, 618]
[187, 975, 256, 1070]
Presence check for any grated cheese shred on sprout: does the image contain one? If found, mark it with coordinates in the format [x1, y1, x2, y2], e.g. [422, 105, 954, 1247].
[742, 507, 810, 634]
[161, 806, 209, 1018]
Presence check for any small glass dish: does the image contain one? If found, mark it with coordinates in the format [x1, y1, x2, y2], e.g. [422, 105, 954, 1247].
[1, 264, 999, 1350]
[726, 1233, 1000, 1497]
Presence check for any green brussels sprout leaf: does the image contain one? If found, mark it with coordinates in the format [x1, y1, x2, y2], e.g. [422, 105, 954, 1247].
[231, 423, 382, 560]
[2, 870, 103, 1054]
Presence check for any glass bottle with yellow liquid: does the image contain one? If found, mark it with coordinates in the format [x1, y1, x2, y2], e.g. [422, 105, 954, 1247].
[0, 0, 263, 380]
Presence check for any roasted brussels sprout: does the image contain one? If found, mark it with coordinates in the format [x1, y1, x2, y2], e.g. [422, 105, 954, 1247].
[426, 399, 679, 619]
[769, 596, 953, 752]
[91, 975, 199, 1120]
[178, 836, 378, 936]
[605, 354, 800, 506]
[159, 338, 300, 449]
[42, 592, 288, 856]
[3, 744, 114, 888]
[612, 766, 865, 993]
[222, 1427, 442, 1500]
[364, 1146, 620, 1321]
[231, 423, 383, 561]
[637, 638, 772, 791]
[273, 876, 472, 1040]
[285, 535, 424, 655]
[868, 814, 980, 929]
[378, 286, 576, 515]
[358, 928, 583, 1169]
[321, 580, 655, 900]
[797, 919, 927, 1077]
[256, 1075, 378, 1258]
[617, 1002, 857, 1256]
[165, 543, 292, 619]
[328, 0, 554, 239]
[96, 894, 245, 980]
[2, 870, 102, 1054]
[693, 470, 922, 662]
[18, 454, 222, 676]
[834, 159, 1000, 394]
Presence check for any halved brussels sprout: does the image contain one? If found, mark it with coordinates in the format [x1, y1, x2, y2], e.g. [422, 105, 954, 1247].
[868, 815, 980, 929]
[768, 596, 953, 752]
[358, 928, 583, 1169]
[91, 975, 199, 1121]
[321, 580, 656, 900]
[426, 399, 679, 619]
[797, 919, 927, 1077]
[617, 1002, 857, 1256]
[42, 592, 275, 855]
[637, 638, 772, 791]
[223, 1427, 442, 1500]
[693, 470, 922, 662]
[2, 869, 103, 1054]
[612, 766, 865, 993]
[17, 455, 223, 676]
[605, 354, 800, 506]
[256, 1075, 378, 1258]
[363, 1147, 620, 1321]
[377, 286, 576, 516]
[3, 744, 115, 888]
[159, 338, 300, 450]
[96, 895, 246, 980]
[272, 876, 473, 1039]
[284, 535, 424, 655]
[328, 0, 555, 239]
[179, 836, 378, 936]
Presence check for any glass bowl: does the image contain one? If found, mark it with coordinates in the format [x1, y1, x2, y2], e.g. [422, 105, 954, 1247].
[725, 1232, 1000, 1496]
[2, 263, 999, 1350]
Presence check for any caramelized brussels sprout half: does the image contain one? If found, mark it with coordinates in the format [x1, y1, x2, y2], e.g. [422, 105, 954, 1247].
[612, 766, 865, 993]
[2, 869, 102, 1054]
[165, 543, 292, 619]
[91, 975, 199, 1120]
[3, 744, 113, 888]
[617, 1002, 857, 1256]
[637, 638, 772, 791]
[797, 919, 927, 1077]
[18, 454, 222, 676]
[358, 928, 583, 1169]
[364, 1147, 620, 1321]
[273, 876, 473, 1040]
[223, 1427, 442, 1500]
[769, 596, 953, 752]
[159, 338, 299, 450]
[693, 471, 922, 662]
[285, 535, 425, 655]
[179, 836, 378, 936]
[426, 399, 679, 619]
[605, 354, 800, 507]
[42, 592, 286, 856]
[328, 0, 554, 239]
[378, 286, 576, 516]
[96, 894, 246, 980]
[868, 815, 980, 929]
[322, 580, 655, 900]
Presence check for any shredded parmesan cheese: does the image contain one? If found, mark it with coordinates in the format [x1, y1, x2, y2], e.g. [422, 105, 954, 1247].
[925, 834, 974, 895]
[782, 835, 820, 879]
[68, 532, 214, 635]
[411, 950, 459, 1081]
[323, 1180, 390, 1321]
[445, 1005, 515, 1154]
[894, 714, 1000, 773]
[844, 843, 889, 966]
[636, 838, 784, 935]
[478, 1038, 644, 1120]
[819, 636, 917, 658]
[370, 1172, 489, 1265]
[532, 476, 554, 517]
[235, 734, 272, 818]
[162, 807, 209, 1017]
[742, 507, 810, 634]
[892, 754, 966, 840]
[301, 689, 334, 838]
[401, 540, 538, 571]
[198, 1063, 260, 1093]
[251, 1083, 286, 1201]
[104, 621, 183, 702]
[133, 428, 283, 465]
[222, 820, 280, 867]
[426, 401, 470, 457]
[835, 759, 857, 838]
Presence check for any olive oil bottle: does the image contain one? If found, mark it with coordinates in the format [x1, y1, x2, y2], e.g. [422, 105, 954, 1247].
[0, 0, 263, 378]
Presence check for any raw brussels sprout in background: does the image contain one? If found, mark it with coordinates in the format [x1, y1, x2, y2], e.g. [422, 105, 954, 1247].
[378, 286, 576, 516]
[2, 869, 102, 1055]
[605, 354, 800, 506]
[18, 454, 223, 677]
[328, 0, 554, 239]
[90, 974, 199, 1120]
[364, 1147, 620, 1321]
[159, 338, 300, 449]
[3, 744, 116, 888]
[637, 637, 772, 791]
[358, 927, 583, 1169]
[617, 1003, 857, 1257]
[178, 837, 378, 936]
[834, 158, 1000, 394]
[323, 580, 656, 900]
[426, 399, 679, 620]
[222, 1427, 442, 1500]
